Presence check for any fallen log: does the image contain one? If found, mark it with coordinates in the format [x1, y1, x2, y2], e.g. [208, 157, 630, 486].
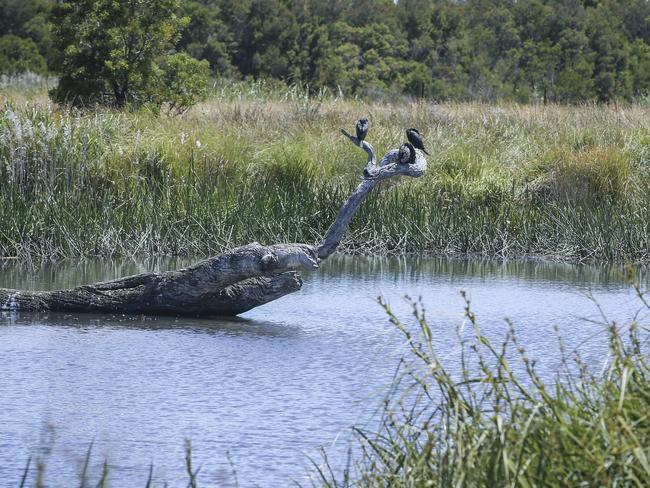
[0, 121, 428, 316]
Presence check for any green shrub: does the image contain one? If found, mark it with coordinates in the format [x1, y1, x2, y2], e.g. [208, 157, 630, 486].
[150, 53, 210, 116]
[526, 145, 634, 201]
[49, 0, 189, 108]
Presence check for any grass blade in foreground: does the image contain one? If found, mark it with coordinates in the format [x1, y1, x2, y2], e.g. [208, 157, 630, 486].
[321, 289, 650, 486]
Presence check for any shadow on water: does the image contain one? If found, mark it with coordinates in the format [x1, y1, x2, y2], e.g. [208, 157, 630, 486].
[0, 310, 304, 338]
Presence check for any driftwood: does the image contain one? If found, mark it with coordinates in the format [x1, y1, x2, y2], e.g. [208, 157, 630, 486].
[0, 123, 427, 316]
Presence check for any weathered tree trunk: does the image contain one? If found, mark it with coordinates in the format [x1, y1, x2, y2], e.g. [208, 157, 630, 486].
[0, 122, 427, 316]
[1, 244, 316, 316]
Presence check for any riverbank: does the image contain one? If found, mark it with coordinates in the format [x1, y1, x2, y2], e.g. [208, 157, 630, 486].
[2, 82, 650, 263]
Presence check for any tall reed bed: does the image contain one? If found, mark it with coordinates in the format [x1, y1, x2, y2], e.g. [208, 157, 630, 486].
[320, 284, 650, 486]
[2, 94, 650, 262]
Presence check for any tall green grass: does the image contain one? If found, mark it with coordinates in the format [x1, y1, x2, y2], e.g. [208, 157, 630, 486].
[2, 91, 650, 262]
[320, 284, 650, 486]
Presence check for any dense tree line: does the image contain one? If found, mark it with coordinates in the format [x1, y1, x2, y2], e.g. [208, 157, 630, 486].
[2, 0, 650, 103]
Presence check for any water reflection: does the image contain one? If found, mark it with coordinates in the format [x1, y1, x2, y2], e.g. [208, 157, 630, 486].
[0, 310, 303, 338]
[0, 254, 646, 292]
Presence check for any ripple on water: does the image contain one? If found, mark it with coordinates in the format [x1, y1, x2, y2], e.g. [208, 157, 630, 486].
[0, 256, 646, 486]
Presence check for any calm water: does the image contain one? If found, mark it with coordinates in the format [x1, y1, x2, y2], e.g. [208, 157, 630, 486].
[0, 256, 648, 487]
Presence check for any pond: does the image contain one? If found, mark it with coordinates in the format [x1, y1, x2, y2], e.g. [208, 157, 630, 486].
[0, 256, 647, 487]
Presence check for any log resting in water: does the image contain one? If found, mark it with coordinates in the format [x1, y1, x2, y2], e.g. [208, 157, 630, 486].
[1, 123, 427, 316]
[0, 243, 317, 316]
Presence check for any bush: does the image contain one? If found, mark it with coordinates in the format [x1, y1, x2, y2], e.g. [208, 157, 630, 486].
[526, 145, 633, 201]
[49, 0, 191, 108]
[151, 53, 210, 116]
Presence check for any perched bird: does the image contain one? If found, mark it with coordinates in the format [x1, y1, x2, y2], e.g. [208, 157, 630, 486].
[398, 142, 416, 165]
[406, 128, 429, 155]
[356, 118, 369, 141]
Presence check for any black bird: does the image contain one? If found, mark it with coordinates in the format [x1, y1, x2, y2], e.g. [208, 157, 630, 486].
[406, 128, 429, 155]
[398, 142, 416, 165]
[356, 118, 369, 141]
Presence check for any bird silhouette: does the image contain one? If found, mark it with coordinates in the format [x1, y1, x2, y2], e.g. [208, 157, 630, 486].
[356, 118, 369, 141]
[406, 128, 429, 155]
[398, 142, 416, 164]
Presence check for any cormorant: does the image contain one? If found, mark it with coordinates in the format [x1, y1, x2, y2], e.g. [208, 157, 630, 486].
[356, 118, 369, 141]
[406, 128, 429, 155]
[398, 142, 416, 164]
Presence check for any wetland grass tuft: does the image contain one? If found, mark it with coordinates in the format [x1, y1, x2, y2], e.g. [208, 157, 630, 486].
[2, 88, 650, 262]
[321, 285, 650, 486]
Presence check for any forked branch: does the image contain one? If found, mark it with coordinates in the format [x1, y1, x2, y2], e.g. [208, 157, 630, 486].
[317, 126, 428, 259]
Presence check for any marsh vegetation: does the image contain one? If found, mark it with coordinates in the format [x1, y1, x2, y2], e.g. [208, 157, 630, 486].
[2, 80, 650, 263]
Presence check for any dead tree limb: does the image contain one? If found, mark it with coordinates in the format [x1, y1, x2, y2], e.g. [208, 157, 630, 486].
[1, 122, 427, 316]
[317, 129, 428, 259]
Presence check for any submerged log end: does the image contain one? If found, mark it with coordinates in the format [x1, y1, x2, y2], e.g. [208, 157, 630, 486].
[0, 289, 48, 312]
[210, 271, 303, 315]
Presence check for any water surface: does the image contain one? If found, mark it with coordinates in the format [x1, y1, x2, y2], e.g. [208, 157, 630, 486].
[0, 256, 647, 486]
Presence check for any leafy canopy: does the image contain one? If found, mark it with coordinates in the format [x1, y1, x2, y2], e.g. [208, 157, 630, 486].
[50, 0, 206, 109]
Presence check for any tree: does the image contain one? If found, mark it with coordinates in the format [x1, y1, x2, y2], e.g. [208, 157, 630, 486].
[0, 0, 52, 69]
[50, 0, 190, 107]
[177, 1, 235, 76]
[0, 34, 47, 74]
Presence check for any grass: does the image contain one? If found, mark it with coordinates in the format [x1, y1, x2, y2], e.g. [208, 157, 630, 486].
[319, 281, 650, 486]
[17, 438, 239, 488]
[2, 79, 650, 262]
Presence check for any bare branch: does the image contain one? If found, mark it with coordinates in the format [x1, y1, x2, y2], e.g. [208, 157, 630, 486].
[317, 132, 428, 259]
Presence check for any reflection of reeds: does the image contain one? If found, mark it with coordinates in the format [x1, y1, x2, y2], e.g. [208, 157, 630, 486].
[19, 438, 239, 487]
[321, 283, 650, 486]
[2, 88, 650, 262]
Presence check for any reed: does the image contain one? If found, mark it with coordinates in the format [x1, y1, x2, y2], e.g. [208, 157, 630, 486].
[2, 84, 650, 262]
[320, 282, 650, 486]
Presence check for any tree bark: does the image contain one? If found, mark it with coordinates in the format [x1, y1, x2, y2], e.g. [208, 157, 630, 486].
[1, 122, 427, 316]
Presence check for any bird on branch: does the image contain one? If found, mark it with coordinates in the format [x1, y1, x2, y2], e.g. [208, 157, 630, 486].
[406, 128, 429, 155]
[356, 117, 369, 141]
[398, 142, 416, 164]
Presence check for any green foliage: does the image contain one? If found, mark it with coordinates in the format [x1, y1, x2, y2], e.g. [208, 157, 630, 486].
[4, 0, 650, 102]
[151, 53, 210, 115]
[6, 0, 650, 102]
[0, 0, 52, 68]
[49, 0, 189, 107]
[177, 0, 235, 76]
[0, 34, 46, 74]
